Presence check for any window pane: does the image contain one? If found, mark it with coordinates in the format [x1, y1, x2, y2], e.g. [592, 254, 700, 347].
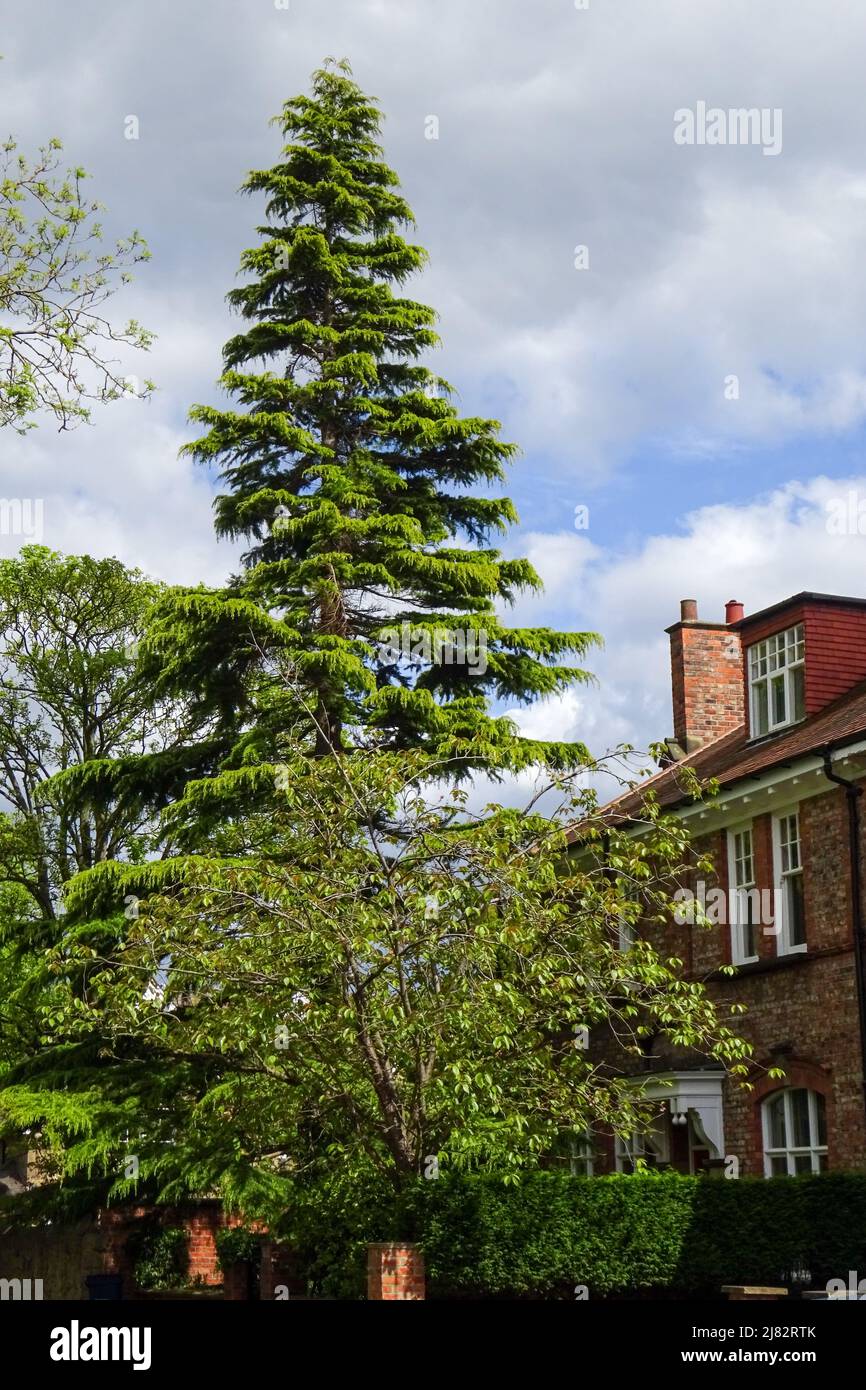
[787, 873, 806, 946]
[794, 624, 805, 660]
[782, 815, 800, 870]
[764, 1089, 827, 1178]
[815, 1093, 827, 1147]
[791, 1089, 811, 1148]
[753, 682, 769, 736]
[735, 831, 754, 887]
[749, 626, 806, 736]
[767, 1093, 786, 1148]
[743, 919, 756, 959]
[791, 665, 806, 721]
[741, 891, 757, 958]
[571, 1132, 594, 1176]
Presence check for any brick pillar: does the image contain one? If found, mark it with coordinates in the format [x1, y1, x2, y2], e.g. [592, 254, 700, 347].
[223, 1262, 251, 1301]
[186, 1205, 225, 1285]
[97, 1205, 146, 1297]
[367, 1243, 425, 1301]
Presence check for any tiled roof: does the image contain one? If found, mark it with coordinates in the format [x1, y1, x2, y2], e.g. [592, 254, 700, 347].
[596, 676, 866, 824]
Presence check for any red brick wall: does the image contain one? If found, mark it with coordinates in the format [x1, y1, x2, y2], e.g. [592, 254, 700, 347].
[367, 1243, 425, 1300]
[668, 621, 744, 749]
[587, 778, 866, 1178]
[99, 1202, 247, 1295]
[735, 599, 866, 721]
[686, 786, 866, 1173]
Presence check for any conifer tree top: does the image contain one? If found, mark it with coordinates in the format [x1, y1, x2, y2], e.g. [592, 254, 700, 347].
[166, 60, 599, 771]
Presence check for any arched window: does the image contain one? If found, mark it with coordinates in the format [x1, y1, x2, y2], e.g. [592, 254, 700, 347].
[762, 1088, 827, 1176]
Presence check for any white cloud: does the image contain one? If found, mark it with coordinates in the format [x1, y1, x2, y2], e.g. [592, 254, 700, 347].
[8, 0, 866, 506]
[510, 475, 866, 763]
[6, 0, 866, 819]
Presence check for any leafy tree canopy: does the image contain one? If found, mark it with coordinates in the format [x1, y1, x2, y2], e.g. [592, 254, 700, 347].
[2, 741, 750, 1220]
[0, 85, 153, 433]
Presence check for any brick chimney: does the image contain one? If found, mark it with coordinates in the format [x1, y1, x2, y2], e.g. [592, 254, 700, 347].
[666, 599, 744, 754]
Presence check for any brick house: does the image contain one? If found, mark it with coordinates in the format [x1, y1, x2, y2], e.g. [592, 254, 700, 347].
[585, 591, 866, 1180]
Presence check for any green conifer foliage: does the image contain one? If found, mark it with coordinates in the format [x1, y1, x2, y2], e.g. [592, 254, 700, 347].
[161, 60, 597, 771]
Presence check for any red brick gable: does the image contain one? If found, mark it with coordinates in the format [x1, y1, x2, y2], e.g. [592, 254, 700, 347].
[733, 594, 866, 720]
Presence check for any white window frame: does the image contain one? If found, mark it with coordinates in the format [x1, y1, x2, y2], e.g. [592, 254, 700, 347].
[569, 1130, 595, 1176]
[617, 913, 636, 953]
[747, 623, 805, 738]
[615, 1120, 669, 1173]
[727, 824, 759, 965]
[762, 1088, 827, 1176]
[614, 878, 636, 951]
[772, 809, 807, 956]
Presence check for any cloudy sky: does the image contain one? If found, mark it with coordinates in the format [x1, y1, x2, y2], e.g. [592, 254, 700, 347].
[6, 0, 866, 770]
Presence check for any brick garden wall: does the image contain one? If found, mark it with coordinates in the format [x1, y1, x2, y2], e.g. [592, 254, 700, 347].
[100, 1201, 245, 1294]
[0, 1201, 252, 1301]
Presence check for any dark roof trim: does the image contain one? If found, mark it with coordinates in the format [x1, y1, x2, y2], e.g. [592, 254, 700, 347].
[729, 592, 866, 631]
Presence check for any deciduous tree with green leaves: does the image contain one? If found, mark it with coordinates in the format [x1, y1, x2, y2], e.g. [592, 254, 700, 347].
[6, 738, 750, 1219]
[0, 109, 153, 432]
[0, 548, 216, 1193]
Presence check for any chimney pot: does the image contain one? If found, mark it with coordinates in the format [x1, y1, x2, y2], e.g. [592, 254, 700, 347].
[680, 599, 698, 622]
[725, 599, 745, 624]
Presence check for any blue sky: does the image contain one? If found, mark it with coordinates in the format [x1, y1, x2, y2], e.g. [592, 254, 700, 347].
[6, 0, 866, 779]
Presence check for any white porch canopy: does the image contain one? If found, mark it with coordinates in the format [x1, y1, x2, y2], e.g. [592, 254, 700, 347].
[632, 1070, 726, 1158]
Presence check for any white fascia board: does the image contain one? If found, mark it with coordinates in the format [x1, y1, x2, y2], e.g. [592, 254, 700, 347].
[675, 737, 866, 832]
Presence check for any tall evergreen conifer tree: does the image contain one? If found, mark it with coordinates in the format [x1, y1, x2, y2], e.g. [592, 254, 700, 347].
[153, 60, 596, 771]
[0, 66, 616, 1222]
[0, 69, 755, 1230]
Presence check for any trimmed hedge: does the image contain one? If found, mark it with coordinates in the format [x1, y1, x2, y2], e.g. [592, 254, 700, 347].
[283, 1171, 866, 1299]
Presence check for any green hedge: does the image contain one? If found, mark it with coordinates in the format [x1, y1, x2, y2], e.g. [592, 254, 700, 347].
[282, 1171, 866, 1299]
[125, 1224, 188, 1292]
[215, 1227, 262, 1271]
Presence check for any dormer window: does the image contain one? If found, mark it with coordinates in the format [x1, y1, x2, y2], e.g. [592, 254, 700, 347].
[748, 623, 805, 737]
